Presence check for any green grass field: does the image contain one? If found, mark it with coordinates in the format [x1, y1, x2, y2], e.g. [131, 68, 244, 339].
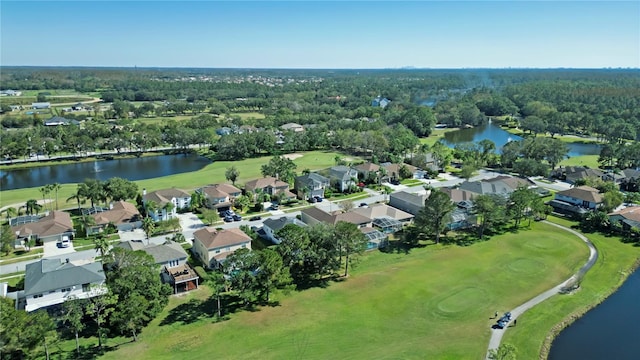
[419, 128, 457, 147]
[230, 112, 266, 121]
[559, 155, 599, 168]
[0, 151, 351, 208]
[135, 115, 195, 124]
[91, 222, 587, 360]
[503, 216, 640, 358]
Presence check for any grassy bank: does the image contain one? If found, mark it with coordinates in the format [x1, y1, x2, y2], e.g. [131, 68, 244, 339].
[419, 128, 457, 147]
[502, 216, 640, 359]
[87, 222, 588, 360]
[0, 151, 353, 208]
[559, 155, 599, 168]
[0, 152, 163, 170]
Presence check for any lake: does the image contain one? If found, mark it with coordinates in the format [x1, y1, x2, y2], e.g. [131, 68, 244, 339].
[442, 123, 602, 157]
[0, 154, 211, 190]
[548, 268, 640, 360]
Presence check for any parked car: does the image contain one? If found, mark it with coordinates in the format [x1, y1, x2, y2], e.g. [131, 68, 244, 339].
[249, 216, 262, 221]
[309, 197, 317, 203]
[314, 196, 323, 202]
[58, 239, 71, 248]
[224, 216, 234, 222]
[359, 202, 368, 208]
[232, 214, 242, 221]
[270, 204, 279, 210]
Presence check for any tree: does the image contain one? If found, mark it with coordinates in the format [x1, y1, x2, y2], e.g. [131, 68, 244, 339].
[225, 166, 240, 185]
[103, 177, 138, 202]
[224, 248, 260, 306]
[50, 183, 61, 210]
[415, 190, 455, 244]
[233, 195, 252, 213]
[0, 224, 14, 256]
[25, 199, 42, 215]
[144, 200, 158, 219]
[334, 221, 367, 277]
[142, 216, 156, 240]
[111, 293, 148, 341]
[207, 271, 229, 319]
[488, 343, 518, 360]
[62, 297, 85, 357]
[39, 186, 51, 212]
[84, 290, 118, 349]
[93, 234, 110, 258]
[255, 248, 291, 302]
[66, 187, 87, 213]
[261, 155, 298, 184]
[474, 194, 508, 239]
[602, 191, 624, 213]
[508, 186, 537, 229]
[340, 200, 355, 212]
[458, 165, 477, 181]
[201, 208, 220, 225]
[190, 191, 206, 210]
[3, 207, 17, 220]
[0, 297, 56, 359]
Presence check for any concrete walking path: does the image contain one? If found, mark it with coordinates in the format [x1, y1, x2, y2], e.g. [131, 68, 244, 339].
[486, 221, 598, 358]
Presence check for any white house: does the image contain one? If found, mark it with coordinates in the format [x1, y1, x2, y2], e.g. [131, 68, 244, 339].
[23, 258, 107, 312]
[192, 227, 251, 268]
[143, 188, 191, 221]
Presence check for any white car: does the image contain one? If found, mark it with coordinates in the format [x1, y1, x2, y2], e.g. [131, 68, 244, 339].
[59, 239, 71, 248]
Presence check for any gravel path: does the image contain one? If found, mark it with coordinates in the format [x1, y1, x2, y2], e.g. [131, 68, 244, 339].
[485, 220, 598, 358]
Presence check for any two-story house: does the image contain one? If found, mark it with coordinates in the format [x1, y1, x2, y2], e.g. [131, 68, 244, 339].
[329, 166, 359, 192]
[143, 188, 191, 221]
[609, 206, 640, 231]
[11, 211, 75, 246]
[198, 184, 242, 213]
[294, 173, 330, 200]
[354, 162, 381, 181]
[244, 176, 296, 202]
[192, 227, 252, 268]
[555, 186, 603, 209]
[23, 258, 107, 312]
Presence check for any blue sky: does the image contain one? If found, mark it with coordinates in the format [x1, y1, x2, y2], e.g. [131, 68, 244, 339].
[1, 1, 638, 68]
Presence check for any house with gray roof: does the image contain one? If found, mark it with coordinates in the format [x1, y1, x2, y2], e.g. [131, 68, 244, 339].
[609, 206, 640, 231]
[44, 116, 80, 126]
[552, 166, 605, 184]
[143, 188, 191, 221]
[555, 186, 603, 209]
[329, 166, 359, 192]
[388, 191, 429, 216]
[300, 207, 371, 228]
[262, 216, 307, 244]
[295, 173, 330, 200]
[31, 102, 50, 109]
[23, 258, 107, 312]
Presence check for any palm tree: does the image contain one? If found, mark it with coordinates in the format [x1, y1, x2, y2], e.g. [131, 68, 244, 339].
[142, 217, 156, 243]
[162, 202, 175, 221]
[39, 186, 50, 211]
[66, 189, 87, 214]
[50, 183, 61, 210]
[145, 200, 158, 219]
[25, 199, 41, 215]
[93, 234, 110, 258]
[82, 215, 97, 237]
[3, 207, 17, 220]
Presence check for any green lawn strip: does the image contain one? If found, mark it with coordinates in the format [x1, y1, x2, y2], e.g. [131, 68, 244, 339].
[559, 155, 599, 169]
[419, 128, 457, 147]
[400, 179, 424, 186]
[0, 151, 355, 208]
[0, 249, 44, 264]
[94, 222, 586, 360]
[135, 115, 194, 125]
[502, 217, 640, 359]
[0, 152, 163, 171]
[229, 112, 266, 120]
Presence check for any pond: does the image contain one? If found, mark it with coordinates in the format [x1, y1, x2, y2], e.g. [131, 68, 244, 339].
[442, 123, 602, 157]
[548, 268, 640, 360]
[0, 154, 211, 190]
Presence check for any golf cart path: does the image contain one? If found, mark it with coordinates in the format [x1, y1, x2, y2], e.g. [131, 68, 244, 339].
[486, 221, 598, 358]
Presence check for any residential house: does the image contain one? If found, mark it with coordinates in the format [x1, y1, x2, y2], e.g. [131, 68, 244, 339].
[354, 162, 381, 181]
[360, 227, 388, 250]
[295, 173, 330, 200]
[0, 90, 22, 96]
[215, 127, 232, 136]
[352, 203, 413, 234]
[262, 216, 307, 244]
[31, 102, 51, 109]
[71, 103, 87, 111]
[329, 166, 359, 192]
[44, 116, 80, 126]
[300, 207, 372, 228]
[552, 166, 605, 184]
[11, 211, 75, 245]
[372, 96, 390, 108]
[192, 227, 252, 268]
[555, 186, 603, 210]
[198, 184, 242, 212]
[23, 258, 107, 312]
[381, 163, 418, 182]
[608, 206, 640, 231]
[280, 123, 305, 132]
[620, 168, 640, 192]
[143, 188, 191, 221]
[388, 191, 430, 216]
[245, 176, 296, 202]
[89, 201, 141, 234]
[422, 152, 440, 172]
[440, 187, 476, 203]
[457, 175, 534, 197]
[117, 240, 198, 293]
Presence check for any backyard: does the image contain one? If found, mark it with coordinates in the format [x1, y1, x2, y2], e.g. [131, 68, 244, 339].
[87, 221, 588, 360]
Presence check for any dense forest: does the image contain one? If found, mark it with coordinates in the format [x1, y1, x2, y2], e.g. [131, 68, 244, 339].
[1, 68, 639, 170]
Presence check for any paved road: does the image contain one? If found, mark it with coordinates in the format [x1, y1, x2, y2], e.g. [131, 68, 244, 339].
[485, 221, 598, 358]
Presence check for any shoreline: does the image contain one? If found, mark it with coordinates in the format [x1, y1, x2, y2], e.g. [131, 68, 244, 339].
[539, 257, 640, 359]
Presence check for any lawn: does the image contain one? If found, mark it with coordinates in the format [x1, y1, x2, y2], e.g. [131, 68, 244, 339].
[229, 112, 266, 121]
[559, 155, 599, 169]
[419, 128, 457, 147]
[503, 216, 640, 359]
[94, 222, 587, 360]
[136, 115, 194, 125]
[0, 151, 353, 208]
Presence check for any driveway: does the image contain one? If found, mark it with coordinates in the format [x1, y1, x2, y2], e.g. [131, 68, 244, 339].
[176, 213, 206, 242]
[43, 240, 75, 257]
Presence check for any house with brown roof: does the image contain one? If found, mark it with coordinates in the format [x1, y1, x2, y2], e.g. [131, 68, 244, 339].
[440, 187, 476, 203]
[11, 211, 75, 245]
[198, 184, 242, 212]
[143, 188, 191, 221]
[192, 227, 252, 268]
[555, 186, 603, 209]
[608, 206, 640, 231]
[352, 203, 413, 233]
[244, 176, 296, 201]
[381, 162, 419, 181]
[300, 207, 372, 228]
[89, 201, 141, 234]
[354, 162, 381, 180]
